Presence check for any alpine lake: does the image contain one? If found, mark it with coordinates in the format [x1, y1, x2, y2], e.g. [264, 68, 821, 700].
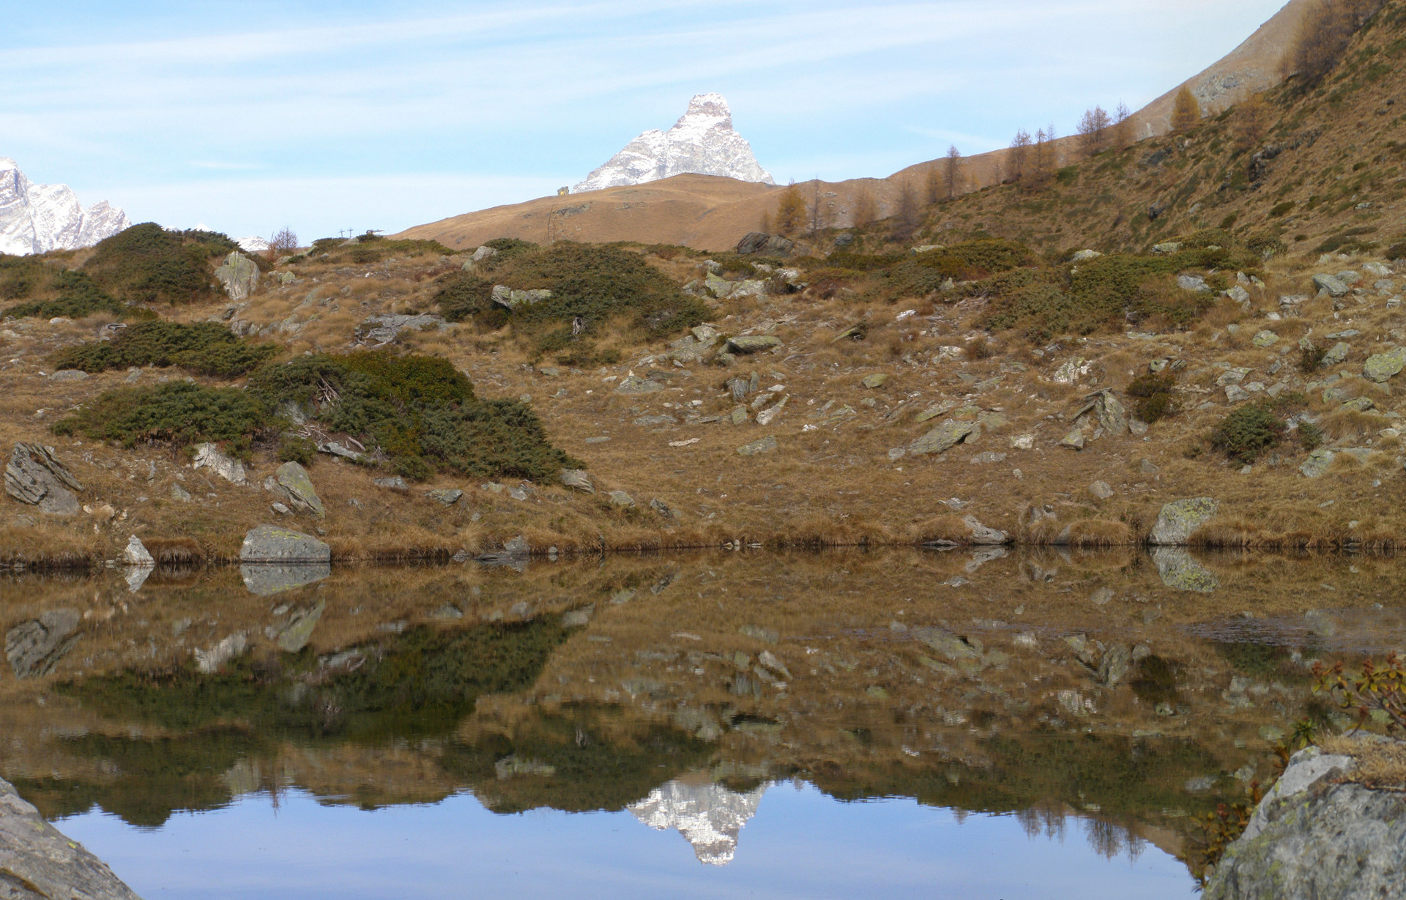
[3, 546, 1401, 898]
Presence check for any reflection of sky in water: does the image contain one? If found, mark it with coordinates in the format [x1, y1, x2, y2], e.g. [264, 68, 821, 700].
[57, 783, 1192, 898]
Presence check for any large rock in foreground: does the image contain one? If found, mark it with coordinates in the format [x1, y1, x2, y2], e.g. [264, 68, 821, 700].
[1205, 741, 1406, 899]
[240, 525, 330, 563]
[5, 443, 82, 515]
[1149, 497, 1219, 546]
[0, 776, 140, 899]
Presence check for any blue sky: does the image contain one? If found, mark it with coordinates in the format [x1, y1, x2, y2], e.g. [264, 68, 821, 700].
[3, 1, 1288, 242]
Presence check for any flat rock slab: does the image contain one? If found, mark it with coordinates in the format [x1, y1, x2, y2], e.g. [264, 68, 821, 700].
[0, 777, 141, 899]
[5, 443, 82, 516]
[725, 335, 781, 354]
[908, 420, 975, 456]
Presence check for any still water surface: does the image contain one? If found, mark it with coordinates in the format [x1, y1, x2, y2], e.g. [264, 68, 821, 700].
[3, 548, 1401, 896]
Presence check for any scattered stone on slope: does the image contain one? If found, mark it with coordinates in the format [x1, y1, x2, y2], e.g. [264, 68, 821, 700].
[491, 285, 553, 311]
[0, 777, 141, 900]
[908, 420, 976, 456]
[737, 435, 778, 456]
[426, 488, 463, 506]
[272, 461, 325, 518]
[561, 469, 595, 493]
[356, 313, 445, 345]
[1363, 347, 1406, 383]
[5, 443, 82, 515]
[5, 609, 80, 678]
[1149, 497, 1219, 546]
[1300, 449, 1335, 479]
[725, 335, 781, 355]
[214, 251, 260, 301]
[193, 442, 247, 485]
[735, 232, 795, 256]
[1313, 273, 1351, 297]
[121, 534, 154, 567]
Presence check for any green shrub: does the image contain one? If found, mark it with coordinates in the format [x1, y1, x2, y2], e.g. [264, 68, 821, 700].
[82, 224, 236, 305]
[1127, 370, 1177, 423]
[277, 436, 316, 466]
[7, 270, 131, 320]
[1209, 401, 1285, 465]
[250, 350, 576, 481]
[432, 242, 709, 354]
[0, 255, 48, 300]
[52, 321, 278, 377]
[53, 381, 269, 451]
[1297, 420, 1324, 452]
[310, 232, 453, 265]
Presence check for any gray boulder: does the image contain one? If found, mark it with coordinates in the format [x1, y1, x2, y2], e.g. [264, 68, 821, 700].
[214, 251, 260, 301]
[491, 285, 553, 310]
[1204, 741, 1406, 900]
[193, 442, 247, 485]
[240, 525, 330, 563]
[426, 488, 463, 506]
[1313, 273, 1351, 297]
[737, 435, 778, 456]
[735, 232, 795, 256]
[5, 443, 82, 515]
[1300, 449, 1335, 479]
[908, 420, 976, 456]
[0, 777, 141, 899]
[561, 468, 595, 493]
[1149, 497, 1219, 545]
[1363, 347, 1406, 383]
[5, 609, 81, 678]
[1178, 274, 1210, 292]
[356, 313, 445, 345]
[725, 335, 782, 354]
[274, 461, 325, 518]
[122, 534, 154, 567]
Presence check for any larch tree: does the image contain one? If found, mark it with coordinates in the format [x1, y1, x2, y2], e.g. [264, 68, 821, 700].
[925, 165, 942, 205]
[852, 188, 877, 227]
[1111, 102, 1133, 149]
[1077, 106, 1111, 157]
[1009, 129, 1032, 183]
[943, 145, 962, 199]
[774, 184, 807, 236]
[891, 180, 920, 240]
[1171, 86, 1201, 133]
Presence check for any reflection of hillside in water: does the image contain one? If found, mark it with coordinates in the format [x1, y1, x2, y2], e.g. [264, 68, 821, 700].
[2, 549, 1403, 875]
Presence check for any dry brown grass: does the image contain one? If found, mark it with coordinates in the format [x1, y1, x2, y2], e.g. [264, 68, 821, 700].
[1318, 735, 1406, 790]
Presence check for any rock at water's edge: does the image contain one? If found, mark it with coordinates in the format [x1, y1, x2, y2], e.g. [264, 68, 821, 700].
[1149, 497, 1219, 546]
[0, 777, 141, 899]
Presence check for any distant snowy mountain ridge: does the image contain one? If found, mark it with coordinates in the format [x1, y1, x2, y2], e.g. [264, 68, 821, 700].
[574, 93, 774, 194]
[0, 158, 130, 256]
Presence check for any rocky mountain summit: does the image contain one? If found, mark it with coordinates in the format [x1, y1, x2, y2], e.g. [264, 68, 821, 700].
[0, 158, 130, 256]
[573, 93, 774, 194]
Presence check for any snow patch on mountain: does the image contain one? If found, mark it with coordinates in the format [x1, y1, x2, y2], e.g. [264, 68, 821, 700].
[0, 158, 130, 256]
[628, 779, 767, 865]
[238, 235, 271, 254]
[574, 93, 774, 194]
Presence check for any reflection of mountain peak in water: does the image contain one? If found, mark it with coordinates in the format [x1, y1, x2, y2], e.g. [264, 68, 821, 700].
[629, 780, 767, 865]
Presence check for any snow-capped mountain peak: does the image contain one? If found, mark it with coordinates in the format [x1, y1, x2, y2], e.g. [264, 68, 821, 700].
[0, 157, 130, 256]
[573, 93, 774, 194]
[628, 779, 768, 866]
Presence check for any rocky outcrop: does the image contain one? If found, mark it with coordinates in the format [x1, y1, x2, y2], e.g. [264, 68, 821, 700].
[4, 443, 82, 515]
[1204, 741, 1406, 899]
[574, 93, 774, 193]
[0, 777, 140, 899]
[193, 443, 247, 485]
[271, 461, 325, 518]
[214, 251, 259, 301]
[0, 157, 130, 256]
[5, 610, 80, 678]
[735, 232, 794, 256]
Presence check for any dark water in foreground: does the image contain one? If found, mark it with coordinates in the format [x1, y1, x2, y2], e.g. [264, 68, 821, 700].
[3, 548, 1403, 896]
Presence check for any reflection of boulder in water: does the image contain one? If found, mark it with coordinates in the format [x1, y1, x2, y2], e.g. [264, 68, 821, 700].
[629, 779, 767, 865]
[6, 609, 81, 677]
[1152, 548, 1219, 593]
[240, 562, 331, 596]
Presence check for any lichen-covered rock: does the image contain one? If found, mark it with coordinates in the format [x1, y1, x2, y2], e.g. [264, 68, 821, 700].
[725, 335, 781, 354]
[0, 777, 141, 899]
[274, 461, 325, 518]
[1363, 347, 1406, 383]
[1300, 449, 1335, 479]
[5, 443, 82, 515]
[1312, 273, 1350, 297]
[1204, 741, 1406, 899]
[908, 420, 976, 456]
[1149, 497, 1219, 545]
[736, 435, 778, 456]
[239, 524, 330, 563]
[214, 250, 259, 301]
